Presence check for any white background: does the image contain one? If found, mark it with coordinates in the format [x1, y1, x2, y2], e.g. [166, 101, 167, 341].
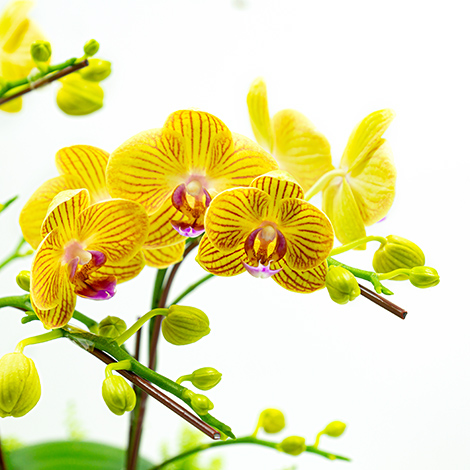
[1, 0, 469, 469]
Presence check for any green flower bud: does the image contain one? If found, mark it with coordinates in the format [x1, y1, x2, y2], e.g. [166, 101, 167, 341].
[83, 39, 100, 57]
[323, 421, 347, 437]
[16, 270, 31, 292]
[0, 352, 41, 418]
[56, 74, 104, 116]
[278, 436, 306, 456]
[325, 266, 361, 305]
[190, 393, 214, 415]
[188, 367, 222, 391]
[260, 409, 285, 434]
[102, 376, 136, 416]
[79, 59, 112, 82]
[30, 40, 51, 63]
[409, 266, 440, 288]
[162, 305, 210, 345]
[98, 316, 127, 338]
[373, 235, 425, 280]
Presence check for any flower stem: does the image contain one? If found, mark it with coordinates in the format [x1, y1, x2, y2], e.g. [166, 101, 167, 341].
[0, 195, 18, 213]
[377, 268, 410, 280]
[15, 330, 64, 353]
[0, 238, 31, 271]
[150, 435, 351, 469]
[329, 235, 387, 256]
[170, 273, 214, 306]
[115, 309, 168, 346]
[304, 168, 346, 200]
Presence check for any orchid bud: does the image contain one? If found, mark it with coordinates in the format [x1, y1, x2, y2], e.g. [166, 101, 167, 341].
[373, 235, 425, 280]
[278, 436, 306, 456]
[98, 316, 127, 338]
[16, 270, 31, 292]
[188, 367, 222, 391]
[30, 40, 51, 63]
[325, 266, 360, 305]
[79, 59, 111, 82]
[323, 420, 347, 437]
[102, 376, 136, 416]
[161, 305, 210, 345]
[409, 266, 440, 288]
[190, 393, 214, 415]
[0, 352, 41, 418]
[259, 408, 285, 434]
[56, 74, 103, 116]
[83, 39, 100, 57]
[0, 96, 22, 113]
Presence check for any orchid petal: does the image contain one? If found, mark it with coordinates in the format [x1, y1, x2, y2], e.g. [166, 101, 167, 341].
[143, 242, 185, 269]
[31, 229, 66, 311]
[19, 174, 83, 249]
[41, 188, 91, 240]
[32, 279, 76, 329]
[89, 251, 146, 284]
[348, 141, 396, 226]
[272, 109, 334, 192]
[250, 170, 304, 202]
[340, 109, 395, 171]
[76, 199, 149, 263]
[322, 177, 366, 247]
[106, 128, 187, 215]
[196, 235, 246, 277]
[278, 198, 334, 271]
[271, 259, 328, 293]
[207, 132, 278, 193]
[55, 145, 110, 202]
[204, 187, 269, 252]
[247, 77, 274, 152]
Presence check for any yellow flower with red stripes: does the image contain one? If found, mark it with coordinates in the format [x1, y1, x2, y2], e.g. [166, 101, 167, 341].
[19, 145, 187, 270]
[31, 189, 149, 329]
[106, 109, 279, 238]
[196, 171, 334, 293]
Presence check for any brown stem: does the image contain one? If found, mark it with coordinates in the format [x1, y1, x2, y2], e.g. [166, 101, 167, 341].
[128, 240, 200, 470]
[87, 348, 219, 439]
[0, 59, 89, 105]
[359, 283, 407, 319]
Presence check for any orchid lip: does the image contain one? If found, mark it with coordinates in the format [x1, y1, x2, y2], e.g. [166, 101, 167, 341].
[242, 261, 282, 279]
[171, 220, 205, 238]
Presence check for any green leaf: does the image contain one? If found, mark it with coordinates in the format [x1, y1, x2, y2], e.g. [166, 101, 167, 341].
[5, 441, 155, 470]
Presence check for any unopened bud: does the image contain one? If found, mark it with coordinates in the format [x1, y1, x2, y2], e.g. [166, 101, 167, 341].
[98, 316, 127, 338]
[409, 266, 440, 289]
[16, 270, 31, 292]
[30, 41, 51, 63]
[162, 305, 210, 345]
[325, 266, 360, 305]
[83, 39, 100, 57]
[102, 376, 136, 416]
[278, 436, 306, 456]
[373, 235, 425, 280]
[0, 352, 41, 418]
[188, 367, 222, 391]
[190, 393, 214, 415]
[323, 420, 347, 437]
[79, 58, 111, 82]
[259, 408, 285, 434]
[56, 74, 103, 116]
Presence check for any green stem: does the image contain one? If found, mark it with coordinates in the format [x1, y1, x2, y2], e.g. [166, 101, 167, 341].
[116, 309, 168, 346]
[327, 257, 393, 295]
[0, 195, 18, 213]
[15, 330, 64, 353]
[170, 273, 214, 305]
[150, 435, 350, 469]
[377, 268, 410, 280]
[105, 359, 133, 378]
[329, 235, 387, 256]
[304, 168, 347, 200]
[0, 238, 31, 271]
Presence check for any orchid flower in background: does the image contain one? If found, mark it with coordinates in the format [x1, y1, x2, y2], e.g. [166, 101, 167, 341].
[247, 78, 397, 247]
[197, 171, 334, 293]
[30, 188, 149, 328]
[19, 144, 187, 270]
[0, 0, 47, 112]
[106, 109, 279, 238]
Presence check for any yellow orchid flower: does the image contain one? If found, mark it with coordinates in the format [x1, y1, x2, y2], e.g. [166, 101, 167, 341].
[196, 171, 334, 293]
[19, 145, 186, 271]
[0, 1, 47, 112]
[31, 188, 149, 329]
[309, 109, 397, 247]
[106, 109, 279, 238]
[247, 78, 334, 192]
